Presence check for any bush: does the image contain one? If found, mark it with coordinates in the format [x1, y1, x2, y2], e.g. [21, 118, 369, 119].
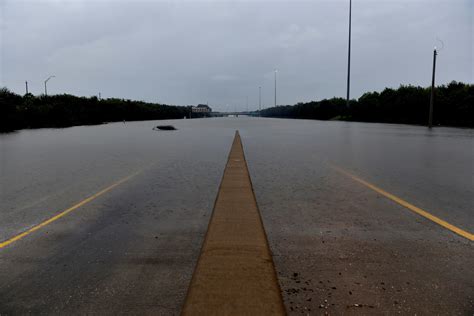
[260, 82, 473, 127]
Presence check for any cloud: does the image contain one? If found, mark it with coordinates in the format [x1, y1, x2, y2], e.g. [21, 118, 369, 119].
[211, 74, 239, 81]
[1, 0, 472, 111]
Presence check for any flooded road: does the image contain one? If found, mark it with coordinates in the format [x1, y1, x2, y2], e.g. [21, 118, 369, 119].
[0, 117, 473, 314]
[2, 118, 472, 236]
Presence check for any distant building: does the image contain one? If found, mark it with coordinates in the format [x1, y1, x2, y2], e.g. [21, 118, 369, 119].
[192, 104, 212, 113]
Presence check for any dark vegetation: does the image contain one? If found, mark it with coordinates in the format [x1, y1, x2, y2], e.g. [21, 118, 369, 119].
[1, 82, 472, 132]
[260, 82, 473, 127]
[0, 88, 210, 132]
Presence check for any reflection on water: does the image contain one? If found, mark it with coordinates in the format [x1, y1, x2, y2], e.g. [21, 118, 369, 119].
[1, 117, 473, 234]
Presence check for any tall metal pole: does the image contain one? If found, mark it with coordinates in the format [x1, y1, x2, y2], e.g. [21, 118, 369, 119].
[429, 48, 437, 128]
[274, 69, 277, 107]
[25, 81, 28, 95]
[44, 75, 55, 96]
[346, 0, 352, 108]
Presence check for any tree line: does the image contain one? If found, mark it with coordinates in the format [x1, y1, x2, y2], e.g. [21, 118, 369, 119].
[0, 88, 210, 132]
[260, 81, 473, 127]
[1, 81, 472, 132]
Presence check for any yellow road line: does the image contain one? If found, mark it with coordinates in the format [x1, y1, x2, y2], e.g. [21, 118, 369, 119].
[331, 165, 474, 241]
[0, 171, 141, 250]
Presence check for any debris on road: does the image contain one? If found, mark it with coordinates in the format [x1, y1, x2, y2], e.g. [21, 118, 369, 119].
[153, 125, 177, 131]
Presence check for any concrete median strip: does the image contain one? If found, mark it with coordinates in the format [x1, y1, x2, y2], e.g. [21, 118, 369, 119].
[182, 131, 285, 315]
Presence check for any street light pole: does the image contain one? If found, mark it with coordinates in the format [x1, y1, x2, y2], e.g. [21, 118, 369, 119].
[44, 75, 55, 96]
[274, 69, 278, 107]
[346, 0, 352, 108]
[428, 48, 437, 128]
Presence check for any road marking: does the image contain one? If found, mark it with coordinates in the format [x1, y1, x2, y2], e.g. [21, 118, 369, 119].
[331, 165, 474, 241]
[0, 171, 141, 250]
[182, 131, 285, 315]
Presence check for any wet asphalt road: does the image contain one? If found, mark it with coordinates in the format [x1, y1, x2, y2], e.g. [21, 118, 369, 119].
[241, 121, 473, 315]
[0, 117, 473, 314]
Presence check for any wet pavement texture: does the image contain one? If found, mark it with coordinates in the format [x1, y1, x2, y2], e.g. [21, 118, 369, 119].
[241, 119, 473, 315]
[1, 117, 473, 314]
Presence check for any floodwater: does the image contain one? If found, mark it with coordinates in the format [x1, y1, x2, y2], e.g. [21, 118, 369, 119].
[1, 117, 472, 238]
[1, 117, 473, 314]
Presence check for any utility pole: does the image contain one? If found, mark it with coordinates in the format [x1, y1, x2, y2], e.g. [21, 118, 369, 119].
[429, 48, 437, 128]
[259, 86, 262, 114]
[44, 75, 55, 96]
[346, 0, 352, 108]
[274, 69, 278, 107]
[25, 81, 28, 95]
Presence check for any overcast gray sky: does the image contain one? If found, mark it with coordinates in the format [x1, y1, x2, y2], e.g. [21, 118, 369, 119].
[1, 0, 472, 111]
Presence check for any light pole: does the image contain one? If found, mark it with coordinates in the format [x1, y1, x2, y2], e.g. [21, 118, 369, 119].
[346, 0, 352, 108]
[44, 75, 55, 96]
[428, 47, 437, 128]
[274, 69, 278, 107]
